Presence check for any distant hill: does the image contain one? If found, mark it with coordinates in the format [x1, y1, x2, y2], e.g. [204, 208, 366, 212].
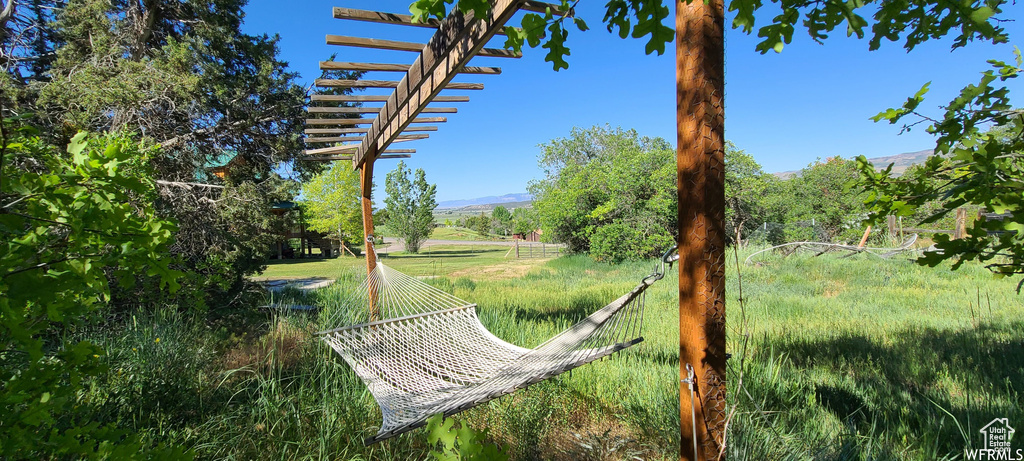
[866, 149, 933, 175]
[437, 193, 532, 209]
[433, 200, 533, 223]
[772, 149, 934, 178]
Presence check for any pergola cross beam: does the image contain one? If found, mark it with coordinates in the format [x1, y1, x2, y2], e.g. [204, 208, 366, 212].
[304, 1, 564, 323]
[351, 0, 524, 168]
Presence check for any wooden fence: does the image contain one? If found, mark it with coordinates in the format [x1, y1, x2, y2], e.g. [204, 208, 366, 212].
[504, 240, 564, 259]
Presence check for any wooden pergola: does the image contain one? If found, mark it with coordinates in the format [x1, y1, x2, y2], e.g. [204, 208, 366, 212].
[302, 2, 727, 459]
[302, 1, 568, 290]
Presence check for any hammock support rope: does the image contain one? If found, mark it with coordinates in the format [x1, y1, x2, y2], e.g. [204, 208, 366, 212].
[317, 248, 676, 444]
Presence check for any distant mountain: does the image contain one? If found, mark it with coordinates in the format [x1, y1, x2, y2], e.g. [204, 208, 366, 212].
[865, 149, 933, 175]
[772, 149, 934, 178]
[437, 193, 532, 209]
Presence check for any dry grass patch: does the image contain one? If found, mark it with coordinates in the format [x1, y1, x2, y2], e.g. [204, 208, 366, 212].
[449, 259, 549, 281]
[220, 319, 307, 377]
[822, 279, 846, 298]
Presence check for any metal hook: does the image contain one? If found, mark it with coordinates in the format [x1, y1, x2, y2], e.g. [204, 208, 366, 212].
[683, 363, 699, 460]
[641, 244, 679, 284]
[365, 234, 380, 262]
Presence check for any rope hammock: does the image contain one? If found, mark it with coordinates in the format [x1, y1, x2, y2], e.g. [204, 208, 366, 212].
[316, 248, 676, 445]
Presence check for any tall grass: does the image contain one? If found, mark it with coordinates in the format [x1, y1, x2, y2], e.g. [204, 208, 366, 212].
[78, 255, 679, 460]
[76, 247, 1021, 460]
[727, 246, 1023, 460]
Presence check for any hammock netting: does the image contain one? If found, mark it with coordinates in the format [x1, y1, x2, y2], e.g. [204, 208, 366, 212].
[316, 261, 660, 444]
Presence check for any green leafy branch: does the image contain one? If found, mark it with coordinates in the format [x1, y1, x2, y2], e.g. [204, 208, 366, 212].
[858, 48, 1024, 289]
[1, 119, 188, 458]
[409, 0, 1006, 70]
[425, 414, 509, 461]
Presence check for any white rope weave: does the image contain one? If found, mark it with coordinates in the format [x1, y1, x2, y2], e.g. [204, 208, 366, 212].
[317, 262, 653, 444]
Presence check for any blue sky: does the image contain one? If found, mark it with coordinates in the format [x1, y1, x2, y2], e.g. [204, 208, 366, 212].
[241, 1, 1022, 202]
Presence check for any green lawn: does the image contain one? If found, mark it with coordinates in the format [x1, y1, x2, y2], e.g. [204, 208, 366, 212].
[429, 226, 509, 241]
[258, 244, 543, 281]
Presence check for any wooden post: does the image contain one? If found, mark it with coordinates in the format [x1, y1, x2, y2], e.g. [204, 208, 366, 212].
[300, 213, 307, 258]
[954, 207, 967, 239]
[677, 0, 727, 458]
[887, 215, 897, 236]
[360, 160, 378, 321]
[515, 237, 520, 259]
[857, 225, 872, 248]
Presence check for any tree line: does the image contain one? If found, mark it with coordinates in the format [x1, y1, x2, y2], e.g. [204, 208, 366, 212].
[529, 125, 998, 263]
[445, 206, 540, 238]
[0, 1, 352, 456]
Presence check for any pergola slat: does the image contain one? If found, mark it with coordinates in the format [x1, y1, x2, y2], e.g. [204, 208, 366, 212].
[305, 126, 439, 135]
[304, 134, 429, 144]
[520, 0, 573, 15]
[308, 107, 457, 114]
[305, 144, 417, 155]
[302, 154, 412, 161]
[331, 7, 510, 36]
[319, 61, 502, 75]
[304, 118, 373, 126]
[310, 94, 470, 102]
[326, 35, 521, 58]
[316, 79, 484, 90]
[353, 0, 522, 167]
[332, 7, 439, 28]
[305, 117, 446, 126]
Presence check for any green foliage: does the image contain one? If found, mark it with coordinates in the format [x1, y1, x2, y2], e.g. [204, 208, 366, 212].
[475, 212, 490, 237]
[0, 125, 188, 458]
[859, 51, 1024, 288]
[492, 205, 511, 224]
[491, 206, 512, 236]
[786, 157, 866, 242]
[39, 0, 306, 161]
[384, 161, 438, 253]
[511, 207, 539, 236]
[82, 308, 224, 440]
[20, 0, 308, 310]
[300, 161, 363, 245]
[409, 0, 1007, 70]
[426, 414, 508, 461]
[529, 126, 676, 261]
[725, 142, 780, 246]
[589, 221, 674, 264]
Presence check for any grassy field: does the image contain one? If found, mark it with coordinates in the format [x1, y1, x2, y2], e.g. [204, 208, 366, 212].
[258, 244, 540, 281]
[74, 246, 1022, 460]
[429, 226, 511, 241]
[726, 247, 1023, 459]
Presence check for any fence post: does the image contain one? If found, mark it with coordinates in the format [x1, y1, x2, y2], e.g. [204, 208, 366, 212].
[677, 0, 727, 457]
[360, 161, 378, 322]
[954, 208, 967, 239]
[858, 225, 872, 248]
